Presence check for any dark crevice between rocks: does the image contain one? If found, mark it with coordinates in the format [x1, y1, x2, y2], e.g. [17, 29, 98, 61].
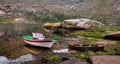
[87, 58, 93, 64]
[104, 35, 120, 40]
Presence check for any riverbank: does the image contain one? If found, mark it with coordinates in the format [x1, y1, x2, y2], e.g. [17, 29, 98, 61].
[0, 23, 120, 64]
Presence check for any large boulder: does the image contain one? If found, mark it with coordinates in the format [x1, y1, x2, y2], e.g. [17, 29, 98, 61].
[0, 10, 6, 16]
[90, 55, 120, 64]
[43, 18, 104, 29]
[104, 31, 120, 40]
[14, 18, 28, 23]
[64, 18, 104, 29]
[43, 22, 62, 27]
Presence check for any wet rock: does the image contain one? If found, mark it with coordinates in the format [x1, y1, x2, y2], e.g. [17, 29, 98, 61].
[62, 57, 70, 61]
[60, 58, 88, 64]
[0, 56, 9, 64]
[104, 31, 120, 40]
[0, 54, 35, 64]
[10, 54, 35, 63]
[41, 58, 48, 64]
[90, 55, 120, 64]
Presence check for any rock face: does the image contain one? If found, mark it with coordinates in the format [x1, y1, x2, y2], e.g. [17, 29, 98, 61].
[104, 31, 120, 40]
[60, 58, 88, 64]
[90, 55, 120, 64]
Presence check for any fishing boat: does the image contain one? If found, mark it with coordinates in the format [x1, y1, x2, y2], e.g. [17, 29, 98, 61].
[68, 41, 105, 51]
[23, 33, 57, 48]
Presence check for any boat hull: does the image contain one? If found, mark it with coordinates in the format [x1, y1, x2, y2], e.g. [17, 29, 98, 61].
[69, 45, 104, 51]
[24, 40, 55, 48]
[68, 41, 105, 51]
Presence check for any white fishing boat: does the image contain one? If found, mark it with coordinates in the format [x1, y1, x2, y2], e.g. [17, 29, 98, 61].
[23, 33, 55, 48]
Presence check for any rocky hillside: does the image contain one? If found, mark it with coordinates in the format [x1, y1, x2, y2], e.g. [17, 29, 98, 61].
[0, 0, 120, 26]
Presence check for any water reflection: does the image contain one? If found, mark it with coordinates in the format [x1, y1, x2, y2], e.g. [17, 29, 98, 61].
[0, 23, 48, 58]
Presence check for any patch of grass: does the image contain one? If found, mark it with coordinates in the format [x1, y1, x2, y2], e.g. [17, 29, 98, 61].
[105, 26, 120, 31]
[74, 54, 88, 59]
[74, 51, 96, 59]
[48, 55, 60, 62]
[83, 37, 99, 44]
[104, 41, 120, 55]
[96, 51, 107, 55]
[0, 17, 14, 23]
[74, 30, 107, 38]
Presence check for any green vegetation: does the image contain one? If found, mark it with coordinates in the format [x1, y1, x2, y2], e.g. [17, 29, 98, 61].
[48, 55, 60, 61]
[74, 51, 96, 59]
[24, 11, 81, 23]
[74, 30, 107, 38]
[0, 17, 14, 23]
[105, 41, 120, 55]
[74, 54, 88, 59]
[82, 37, 99, 44]
[74, 26, 120, 39]
[96, 51, 107, 55]
[105, 26, 120, 31]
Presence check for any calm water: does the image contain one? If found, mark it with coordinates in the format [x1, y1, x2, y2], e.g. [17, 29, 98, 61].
[0, 23, 52, 58]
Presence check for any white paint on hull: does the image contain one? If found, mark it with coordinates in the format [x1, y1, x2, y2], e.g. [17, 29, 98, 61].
[24, 40, 55, 48]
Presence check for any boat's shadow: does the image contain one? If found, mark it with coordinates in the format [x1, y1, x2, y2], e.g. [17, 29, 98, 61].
[25, 44, 51, 49]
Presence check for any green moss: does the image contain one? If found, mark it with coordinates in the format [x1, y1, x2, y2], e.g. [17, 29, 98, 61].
[86, 51, 96, 56]
[48, 55, 60, 62]
[74, 54, 88, 59]
[96, 51, 107, 55]
[74, 51, 95, 60]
